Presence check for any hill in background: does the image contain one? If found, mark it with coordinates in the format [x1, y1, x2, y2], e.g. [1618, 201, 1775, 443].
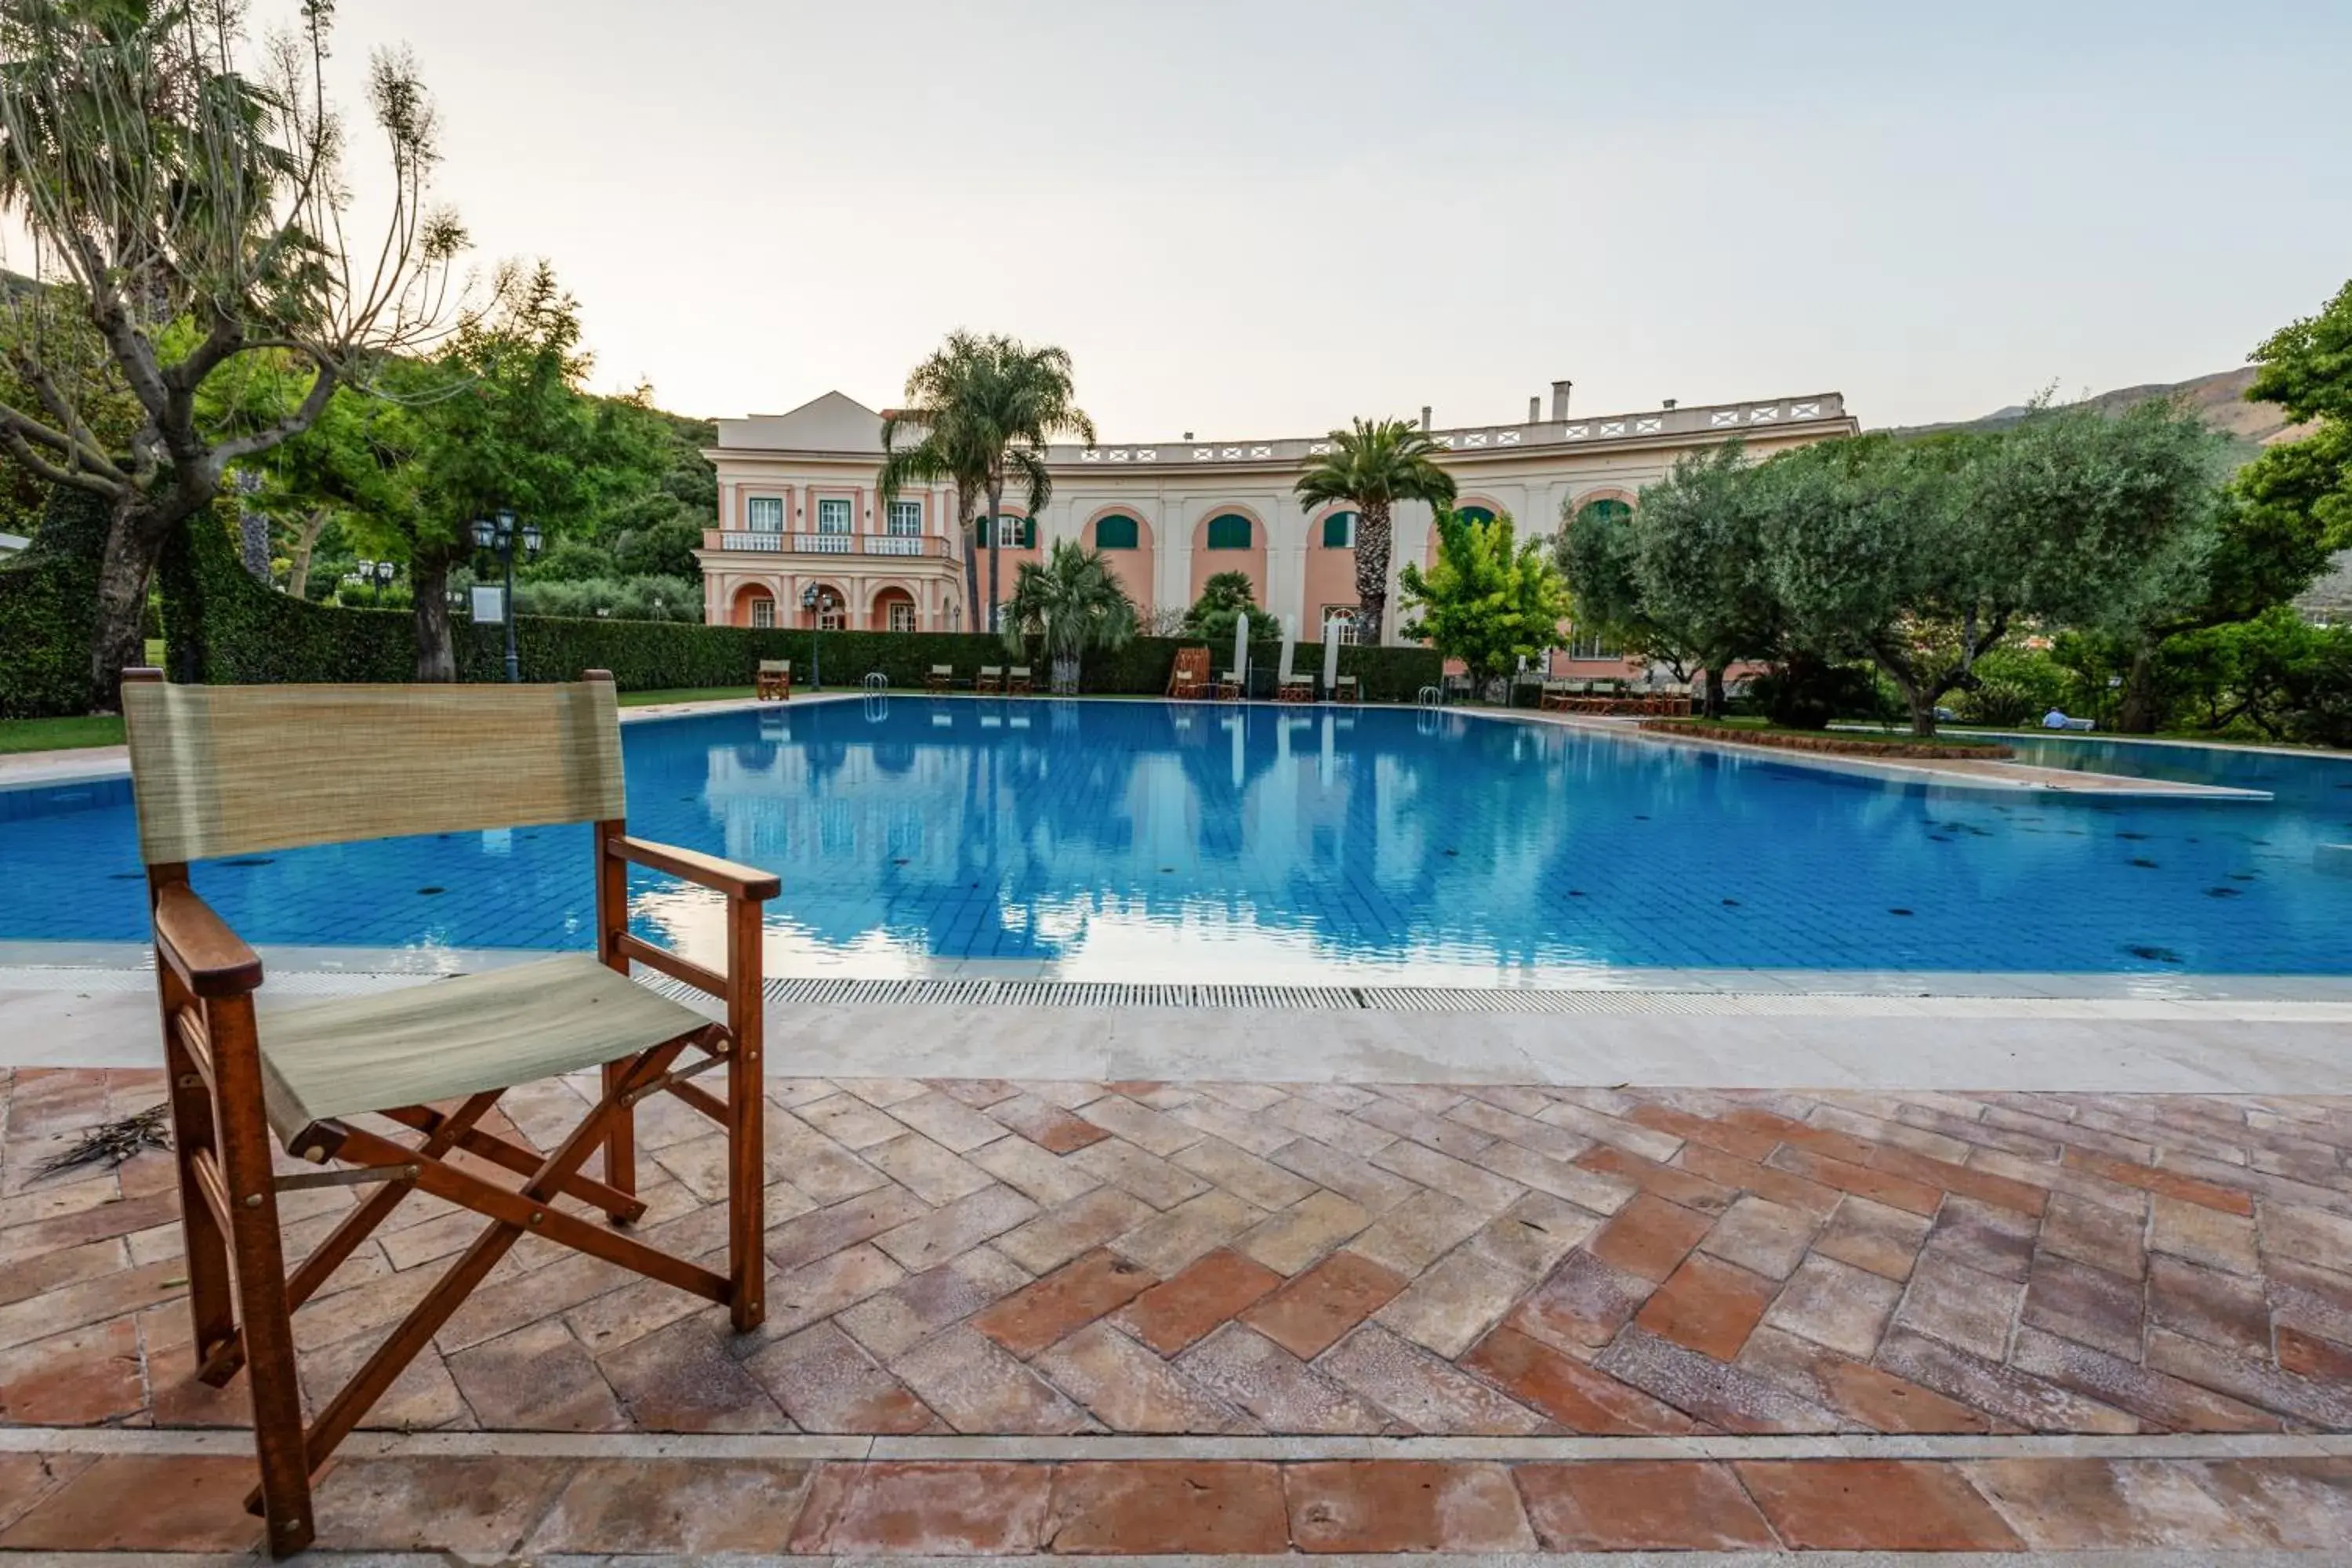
[1883, 366, 2314, 466]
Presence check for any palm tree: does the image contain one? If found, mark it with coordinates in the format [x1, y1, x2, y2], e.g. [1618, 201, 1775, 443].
[1000, 539, 1136, 691]
[878, 332, 1094, 632]
[1292, 417, 1458, 646]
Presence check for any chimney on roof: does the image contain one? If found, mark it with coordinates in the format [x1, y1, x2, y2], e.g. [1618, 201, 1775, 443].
[1550, 380, 1573, 421]
[1527, 395, 1540, 424]
[1663, 398, 1677, 411]
[1420, 406, 1431, 430]
[1182, 430, 1192, 441]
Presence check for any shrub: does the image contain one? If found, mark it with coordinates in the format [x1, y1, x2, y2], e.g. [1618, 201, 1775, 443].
[1745, 658, 1881, 729]
[512, 575, 701, 623]
[0, 485, 108, 717]
[1950, 648, 2074, 728]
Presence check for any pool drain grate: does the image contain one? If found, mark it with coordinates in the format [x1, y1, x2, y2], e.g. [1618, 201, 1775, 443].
[702, 977, 1933, 1014]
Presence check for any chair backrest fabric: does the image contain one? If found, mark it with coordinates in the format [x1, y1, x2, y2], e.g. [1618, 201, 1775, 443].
[931, 665, 952, 674]
[760, 660, 790, 673]
[122, 677, 626, 866]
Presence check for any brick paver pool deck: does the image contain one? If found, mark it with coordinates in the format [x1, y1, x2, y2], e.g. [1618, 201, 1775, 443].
[5, 1067, 2351, 1556]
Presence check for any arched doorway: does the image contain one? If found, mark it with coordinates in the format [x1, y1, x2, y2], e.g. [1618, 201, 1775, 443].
[1085, 508, 1156, 614]
[1305, 509, 1359, 644]
[871, 586, 917, 633]
[1189, 508, 1269, 613]
[802, 582, 848, 630]
[731, 583, 777, 629]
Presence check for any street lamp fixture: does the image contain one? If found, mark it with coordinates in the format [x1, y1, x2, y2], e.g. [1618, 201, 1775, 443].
[472, 509, 541, 683]
[372, 559, 396, 604]
[800, 583, 834, 691]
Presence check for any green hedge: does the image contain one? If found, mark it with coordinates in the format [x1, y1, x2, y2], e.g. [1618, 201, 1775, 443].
[1239, 639, 1441, 703]
[146, 505, 1441, 700]
[0, 487, 109, 718]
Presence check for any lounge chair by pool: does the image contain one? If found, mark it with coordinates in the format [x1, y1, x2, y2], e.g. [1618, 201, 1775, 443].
[1167, 647, 1211, 699]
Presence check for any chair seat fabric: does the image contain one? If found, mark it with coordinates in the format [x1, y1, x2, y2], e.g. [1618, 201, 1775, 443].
[256, 955, 710, 1142]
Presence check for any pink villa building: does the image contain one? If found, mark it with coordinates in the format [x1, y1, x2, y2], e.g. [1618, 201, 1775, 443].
[696, 384, 1858, 675]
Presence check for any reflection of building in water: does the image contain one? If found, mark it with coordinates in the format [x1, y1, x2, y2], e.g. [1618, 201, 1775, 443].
[674, 703, 1613, 969]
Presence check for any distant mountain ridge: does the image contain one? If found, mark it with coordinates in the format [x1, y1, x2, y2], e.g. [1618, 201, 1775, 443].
[1885, 367, 2315, 462]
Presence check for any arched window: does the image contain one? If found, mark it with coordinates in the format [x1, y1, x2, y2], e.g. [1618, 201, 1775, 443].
[1319, 511, 1356, 548]
[1575, 498, 1632, 528]
[1206, 514, 1252, 550]
[1094, 514, 1139, 550]
[1457, 505, 1497, 526]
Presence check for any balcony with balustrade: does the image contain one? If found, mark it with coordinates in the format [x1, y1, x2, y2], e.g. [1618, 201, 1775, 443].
[694, 526, 967, 630]
[702, 529, 956, 558]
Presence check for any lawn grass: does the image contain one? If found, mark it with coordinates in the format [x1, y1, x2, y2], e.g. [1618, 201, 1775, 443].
[618, 686, 756, 707]
[1938, 722, 2347, 753]
[0, 713, 125, 754]
[1675, 715, 2010, 748]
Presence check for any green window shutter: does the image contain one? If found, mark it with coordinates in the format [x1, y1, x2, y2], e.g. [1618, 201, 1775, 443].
[1577, 499, 1632, 526]
[1095, 514, 1138, 550]
[1320, 512, 1356, 548]
[1207, 514, 1252, 550]
[1457, 505, 1496, 526]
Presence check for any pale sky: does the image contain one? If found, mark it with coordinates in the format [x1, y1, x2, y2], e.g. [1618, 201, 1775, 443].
[317, 1, 2348, 436]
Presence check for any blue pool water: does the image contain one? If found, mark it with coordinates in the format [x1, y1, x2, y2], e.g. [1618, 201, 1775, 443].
[3, 701, 2350, 978]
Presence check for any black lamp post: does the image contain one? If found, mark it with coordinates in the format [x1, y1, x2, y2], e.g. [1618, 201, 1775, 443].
[372, 558, 396, 604]
[800, 583, 833, 690]
[471, 508, 542, 683]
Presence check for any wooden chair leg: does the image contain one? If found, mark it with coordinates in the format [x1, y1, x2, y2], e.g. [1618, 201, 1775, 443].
[157, 967, 237, 1380]
[593, 818, 639, 1218]
[727, 898, 766, 1333]
[601, 1058, 637, 1212]
[209, 994, 314, 1558]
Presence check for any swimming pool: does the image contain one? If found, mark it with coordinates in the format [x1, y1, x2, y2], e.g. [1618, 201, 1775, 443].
[3, 700, 2349, 979]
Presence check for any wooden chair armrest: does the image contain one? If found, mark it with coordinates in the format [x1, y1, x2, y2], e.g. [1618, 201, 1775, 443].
[154, 883, 264, 997]
[608, 836, 781, 902]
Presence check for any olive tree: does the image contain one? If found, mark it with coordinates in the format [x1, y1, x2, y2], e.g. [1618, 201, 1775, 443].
[1759, 403, 2220, 735]
[1616, 442, 1782, 717]
[0, 0, 465, 707]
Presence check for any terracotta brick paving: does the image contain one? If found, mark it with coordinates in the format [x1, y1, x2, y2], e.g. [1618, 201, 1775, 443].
[5, 1449, 2352, 1554]
[6, 1067, 2352, 1552]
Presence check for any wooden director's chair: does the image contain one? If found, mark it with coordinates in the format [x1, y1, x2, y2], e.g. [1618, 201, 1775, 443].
[120, 669, 778, 1558]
